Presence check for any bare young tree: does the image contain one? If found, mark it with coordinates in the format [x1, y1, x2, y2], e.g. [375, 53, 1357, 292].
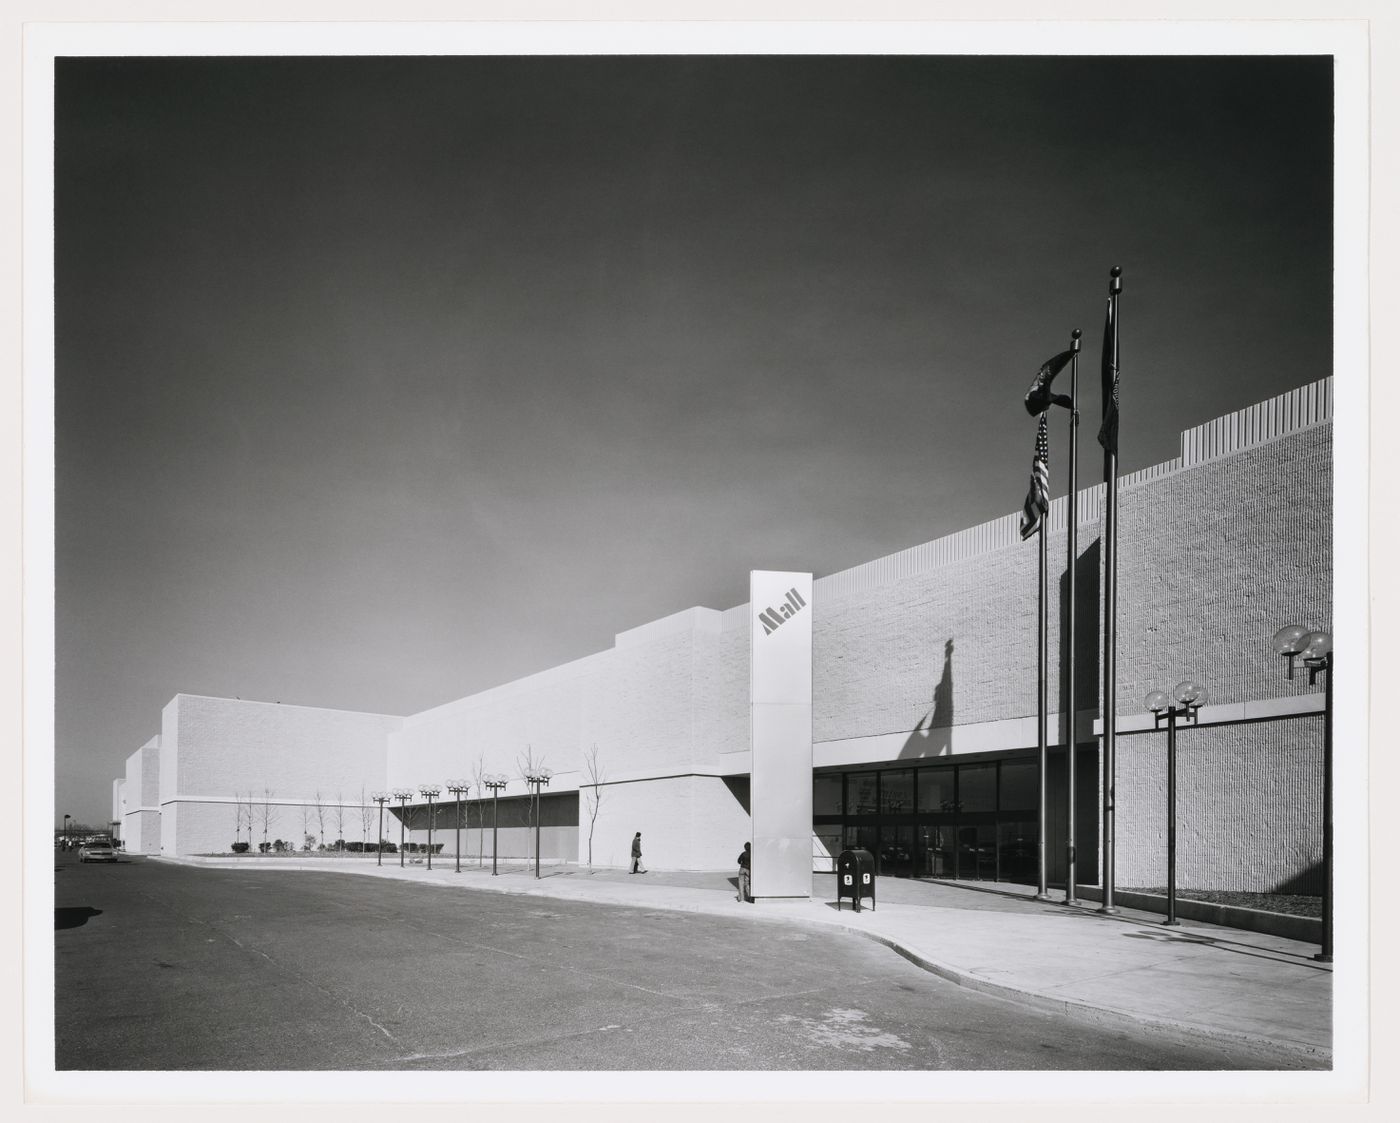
[471, 754, 489, 866]
[300, 802, 313, 851]
[256, 788, 277, 849]
[514, 746, 549, 865]
[332, 790, 346, 852]
[582, 743, 606, 870]
[359, 787, 373, 851]
[238, 791, 254, 848]
[313, 790, 326, 848]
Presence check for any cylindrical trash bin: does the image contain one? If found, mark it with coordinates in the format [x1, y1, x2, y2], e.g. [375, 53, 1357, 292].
[836, 849, 876, 912]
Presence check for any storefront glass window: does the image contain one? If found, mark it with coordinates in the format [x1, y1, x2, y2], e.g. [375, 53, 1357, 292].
[846, 772, 879, 816]
[999, 760, 1037, 811]
[918, 767, 956, 813]
[813, 773, 843, 816]
[813, 828, 842, 871]
[959, 763, 996, 812]
[879, 769, 914, 815]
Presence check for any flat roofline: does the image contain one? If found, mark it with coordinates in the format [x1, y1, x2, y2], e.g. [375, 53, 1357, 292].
[166, 693, 405, 720]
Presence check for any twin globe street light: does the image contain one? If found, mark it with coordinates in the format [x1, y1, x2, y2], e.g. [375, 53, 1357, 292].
[445, 780, 471, 873]
[392, 789, 414, 867]
[1271, 624, 1334, 964]
[1144, 679, 1207, 927]
[483, 775, 509, 875]
[370, 792, 391, 866]
[418, 786, 441, 870]
[523, 767, 553, 879]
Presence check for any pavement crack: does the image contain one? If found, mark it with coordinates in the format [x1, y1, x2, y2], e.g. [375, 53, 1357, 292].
[130, 886, 402, 1047]
[217, 930, 400, 1044]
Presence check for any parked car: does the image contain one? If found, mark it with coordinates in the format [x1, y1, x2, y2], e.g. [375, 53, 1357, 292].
[78, 842, 117, 863]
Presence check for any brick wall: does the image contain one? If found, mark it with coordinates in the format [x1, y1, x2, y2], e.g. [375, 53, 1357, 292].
[586, 774, 751, 871]
[386, 614, 732, 855]
[157, 695, 401, 855]
[165, 694, 400, 802]
[128, 386, 1332, 885]
[1115, 715, 1324, 893]
[1114, 425, 1332, 716]
[122, 740, 161, 854]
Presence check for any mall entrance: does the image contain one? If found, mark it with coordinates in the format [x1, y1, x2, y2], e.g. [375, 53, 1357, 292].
[813, 755, 1043, 884]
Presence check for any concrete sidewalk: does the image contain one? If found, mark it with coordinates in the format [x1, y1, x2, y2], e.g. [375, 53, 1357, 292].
[163, 855, 1332, 1065]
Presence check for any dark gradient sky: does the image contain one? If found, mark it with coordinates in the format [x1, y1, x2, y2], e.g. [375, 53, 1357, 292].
[54, 55, 1332, 826]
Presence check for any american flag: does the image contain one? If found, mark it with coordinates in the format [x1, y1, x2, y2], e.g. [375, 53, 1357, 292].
[1020, 411, 1050, 541]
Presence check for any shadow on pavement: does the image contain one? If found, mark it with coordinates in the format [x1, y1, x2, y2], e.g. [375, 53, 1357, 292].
[55, 906, 102, 930]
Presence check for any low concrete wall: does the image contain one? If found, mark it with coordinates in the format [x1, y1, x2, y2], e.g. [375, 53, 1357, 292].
[1074, 884, 1322, 944]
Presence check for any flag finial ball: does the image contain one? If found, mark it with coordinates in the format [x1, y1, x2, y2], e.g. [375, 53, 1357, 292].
[1072, 328, 1082, 339]
[1110, 265, 1122, 277]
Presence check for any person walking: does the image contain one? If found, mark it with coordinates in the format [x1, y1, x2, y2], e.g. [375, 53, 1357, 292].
[736, 841, 752, 902]
[630, 831, 645, 874]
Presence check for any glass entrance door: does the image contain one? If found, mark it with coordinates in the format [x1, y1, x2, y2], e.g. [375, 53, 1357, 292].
[878, 826, 914, 877]
[956, 824, 997, 880]
[998, 819, 1037, 884]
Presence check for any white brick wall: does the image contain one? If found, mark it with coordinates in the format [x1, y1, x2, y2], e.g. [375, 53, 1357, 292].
[157, 695, 401, 855]
[387, 615, 728, 806]
[122, 740, 161, 854]
[122, 385, 1332, 890]
[585, 775, 751, 871]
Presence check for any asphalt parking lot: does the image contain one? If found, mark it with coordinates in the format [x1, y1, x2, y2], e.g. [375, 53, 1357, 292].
[53, 853, 1309, 1070]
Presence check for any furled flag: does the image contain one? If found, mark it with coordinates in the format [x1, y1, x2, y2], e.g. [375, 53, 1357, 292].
[1020, 412, 1050, 541]
[1023, 349, 1075, 417]
[1097, 296, 1119, 455]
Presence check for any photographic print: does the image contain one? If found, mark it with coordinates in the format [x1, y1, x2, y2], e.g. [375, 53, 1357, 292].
[27, 16, 1370, 1105]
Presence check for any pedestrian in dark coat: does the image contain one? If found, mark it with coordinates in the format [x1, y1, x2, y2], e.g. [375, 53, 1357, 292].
[630, 831, 645, 873]
[737, 841, 752, 902]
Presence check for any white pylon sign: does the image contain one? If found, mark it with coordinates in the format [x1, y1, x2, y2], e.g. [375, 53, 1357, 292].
[749, 570, 813, 900]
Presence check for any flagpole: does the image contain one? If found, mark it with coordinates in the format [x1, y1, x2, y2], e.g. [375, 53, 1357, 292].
[1030, 442, 1052, 896]
[1099, 266, 1122, 915]
[1021, 354, 1071, 905]
[1065, 327, 1081, 906]
[1035, 417, 1051, 902]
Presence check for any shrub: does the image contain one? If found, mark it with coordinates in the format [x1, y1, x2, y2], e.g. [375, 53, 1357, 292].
[258, 841, 271, 853]
[345, 841, 363, 853]
[231, 842, 250, 854]
[272, 839, 286, 853]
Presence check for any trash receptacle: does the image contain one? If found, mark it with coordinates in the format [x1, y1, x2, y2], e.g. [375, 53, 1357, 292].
[836, 848, 876, 912]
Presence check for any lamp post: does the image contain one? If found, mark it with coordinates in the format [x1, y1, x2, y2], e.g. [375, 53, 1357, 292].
[392, 789, 413, 868]
[1145, 680, 1206, 926]
[419, 786, 440, 870]
[484, 775, 508, 875]
[370, 792, 390, 867]
[523, 767, 553, 879]
[1272, 624, 1333, 963]
[445, 781, 470, 873]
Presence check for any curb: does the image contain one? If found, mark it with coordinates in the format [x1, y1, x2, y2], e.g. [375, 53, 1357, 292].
[151, 856, 1330, 1065]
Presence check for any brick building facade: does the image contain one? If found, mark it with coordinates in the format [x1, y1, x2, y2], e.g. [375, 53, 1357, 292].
[112, 379, 1332, 896]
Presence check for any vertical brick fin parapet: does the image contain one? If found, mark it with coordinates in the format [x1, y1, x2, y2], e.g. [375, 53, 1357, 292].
[815, 377, 1332, 601]
[1176, 377, 1332, 471]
